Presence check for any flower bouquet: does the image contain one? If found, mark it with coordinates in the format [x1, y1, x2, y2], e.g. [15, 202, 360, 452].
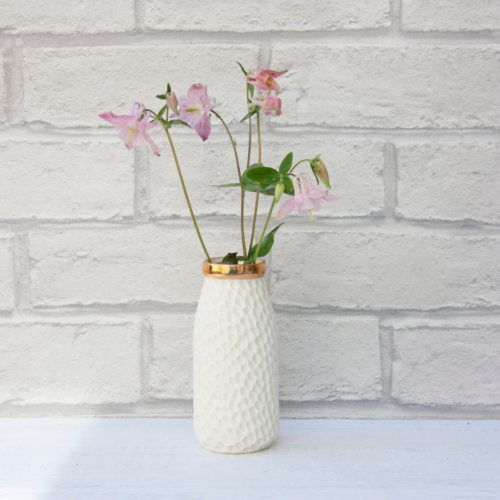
[100, 63, 338, 454]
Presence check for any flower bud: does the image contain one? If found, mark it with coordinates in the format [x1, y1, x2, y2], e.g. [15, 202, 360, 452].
[311, 157, 331, 189]
[275, 181, 285, 202]
[166, 85, 179, 114]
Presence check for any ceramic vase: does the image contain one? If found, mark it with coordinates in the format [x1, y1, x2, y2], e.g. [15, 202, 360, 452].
[193, 258, 279, 454]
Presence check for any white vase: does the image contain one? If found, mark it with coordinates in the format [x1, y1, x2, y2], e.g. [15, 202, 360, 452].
[193, 258, 279, 454]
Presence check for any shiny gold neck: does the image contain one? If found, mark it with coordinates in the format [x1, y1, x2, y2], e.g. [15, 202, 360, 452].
[202, 258, 266, 279]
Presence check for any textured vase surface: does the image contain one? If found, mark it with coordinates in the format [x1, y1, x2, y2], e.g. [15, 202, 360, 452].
[193, 275, 279, 454]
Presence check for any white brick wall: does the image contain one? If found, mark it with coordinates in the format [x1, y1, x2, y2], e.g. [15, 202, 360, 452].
[1, 1, 499, 419]
[402, 0, 500, 32]
[143, 0, 391, 32]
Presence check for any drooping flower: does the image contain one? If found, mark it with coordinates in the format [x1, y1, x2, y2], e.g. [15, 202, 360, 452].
[247, 66, 288, 92]
[166, 87, 179, 115]
[170, 84, 221, 141]
[99, 102, 160, 156]
[276, 172, 338, 220]
[253, 93, 282, 116]
[311, 157, 331, 189]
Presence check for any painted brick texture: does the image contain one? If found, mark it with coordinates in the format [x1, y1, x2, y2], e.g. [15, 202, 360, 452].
[0, 1, 499, 419]
[396, 140, 500, 224]
[0, 0, 135, 34]
[0, 138, 134, 221]
[392, 319, 500, 406]
[0, 238, 14, 311]
[402, 0, 500, 32]
[143, 0, 391, 32]
[271, 45, 500, 129]
[0, 319, 141, 404]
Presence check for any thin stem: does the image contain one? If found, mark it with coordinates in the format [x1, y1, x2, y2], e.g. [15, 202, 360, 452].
[212, 110, 247, 257]
[289, 158, 310, 174]
[249, 111, 262, 250]
[246, 85, 253, 170]
[253, 197, 276, 264]
[163, 124, 212, 263]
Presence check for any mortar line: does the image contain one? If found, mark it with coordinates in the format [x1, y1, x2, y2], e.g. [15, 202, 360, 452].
[140, 318, 154, 401]
[3, 125, 500, 139]
[134, 0, 146, 33]
[12, 231, 32, 314]
[3, 30, 500, 48]
[1, 215, 500, 233]
[390, 0, 403, 32]
[383, 142, 398, 219]
[3, 38, 24, 126]
[134, 147, 150, 222]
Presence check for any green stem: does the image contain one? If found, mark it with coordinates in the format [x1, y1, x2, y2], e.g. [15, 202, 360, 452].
[212, 110, 246, 258]
[249, 111, 262, 250]
[289, 158, 310, 174]
[246, 85, 252, 170]
[253, 197, 276, 264]
[163, 124, 212, 263]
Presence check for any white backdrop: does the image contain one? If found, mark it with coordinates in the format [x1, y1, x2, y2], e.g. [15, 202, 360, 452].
[0, 0, 499, 418]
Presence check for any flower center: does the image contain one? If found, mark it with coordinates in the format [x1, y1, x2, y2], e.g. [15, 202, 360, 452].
[125, 127, 136, 144]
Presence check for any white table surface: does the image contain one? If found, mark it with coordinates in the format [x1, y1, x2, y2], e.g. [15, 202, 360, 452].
[0, 418, 499, 499]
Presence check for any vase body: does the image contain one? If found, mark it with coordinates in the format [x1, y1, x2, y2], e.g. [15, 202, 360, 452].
[193, 259, 279, 454]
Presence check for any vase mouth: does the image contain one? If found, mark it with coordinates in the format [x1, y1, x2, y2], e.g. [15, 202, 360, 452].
[202, 258, 266, 280]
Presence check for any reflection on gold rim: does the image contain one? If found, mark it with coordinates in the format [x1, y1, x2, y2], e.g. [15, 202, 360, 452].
[202, 258, 266, 280]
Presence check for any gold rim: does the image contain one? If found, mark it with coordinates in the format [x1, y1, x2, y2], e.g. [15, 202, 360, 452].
[202, 258, 266, 279]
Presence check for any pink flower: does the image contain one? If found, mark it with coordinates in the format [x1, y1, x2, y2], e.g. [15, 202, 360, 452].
[247, 66, 287, 92]
[99, 102, 160, 156]
[253, 93, 282, 116]
[170, 84, 221, 141]
[166, 90, 179, 115]
[276, 173, 338, 220]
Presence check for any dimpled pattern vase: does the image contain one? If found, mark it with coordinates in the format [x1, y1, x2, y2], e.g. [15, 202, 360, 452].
[193, 259, 279, 454]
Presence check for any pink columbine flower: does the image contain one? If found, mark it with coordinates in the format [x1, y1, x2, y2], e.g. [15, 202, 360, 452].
[253, 93, 282, 116]
[99, 102, 160, 156]
[170, 84, 221, 141]
[276, 172, 338, 220]
[166, 90, 179, 115]
[247, 66, 288, 92]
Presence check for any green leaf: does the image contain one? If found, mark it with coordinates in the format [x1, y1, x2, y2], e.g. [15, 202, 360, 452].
[168, 119, 190, 127]
[240, 109, 258, 122]
[247, 83, 254, 99]
[279, 152, 293, 174]
[244, 166, 281, 185]
[245, 223, 285, 262]
[222, 252, 239, 264]
[242, 182, 274, 196]
[241, 163, 260, 186]
[210, 183, 241, 188]
[156, 94, 166, 100]
[158, 104, 168, 119]
[283, 175, 294, 195]
[236, 61, 248, 76]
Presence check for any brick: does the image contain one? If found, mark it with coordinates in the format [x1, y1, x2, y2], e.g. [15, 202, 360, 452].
[396, 140, 500, 224]
[150, 135, 384, 218]
[148, 314, 194, 400]
[29, 226, 241, 307]
[278, 315, 381, 401]
[0, 238, 14, 311]
[271, 44, 500, 129]
[392, 318, 500, 405]
[0, 138, 134, 221]
[24, 45, 259, 127]
[403, 0, 500, 32]
[0, 318, 141, 404]
[144, 0, 390, 32]
[0, 0, 135, 34]
[271, 230, 500, 310]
